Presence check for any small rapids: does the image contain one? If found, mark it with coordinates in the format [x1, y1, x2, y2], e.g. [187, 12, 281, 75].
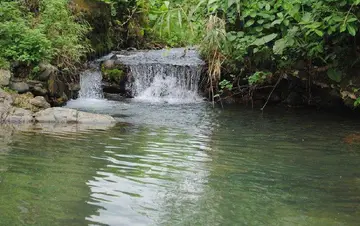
[117, 48, 205, 104]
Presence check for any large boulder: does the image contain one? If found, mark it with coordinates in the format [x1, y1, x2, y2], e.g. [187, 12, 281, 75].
[0, 69, 11, 87]
[34, 107, 116, 124]
[34, 107, 77, 123]
[10, 82, 29, 94]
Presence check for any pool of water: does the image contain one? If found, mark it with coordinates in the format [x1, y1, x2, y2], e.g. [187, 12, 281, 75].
[1, 100, 360, 226]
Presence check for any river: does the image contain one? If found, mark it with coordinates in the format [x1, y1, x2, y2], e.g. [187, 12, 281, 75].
[1, 100, 360, 225]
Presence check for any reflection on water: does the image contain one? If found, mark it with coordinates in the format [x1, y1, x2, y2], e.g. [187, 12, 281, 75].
[1, 103, 360, 226]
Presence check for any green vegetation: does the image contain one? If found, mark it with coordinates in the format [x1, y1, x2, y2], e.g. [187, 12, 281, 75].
[2, 0, 360, 107]
[133, 0, 360, 107]
[0, 0, 89, 70]
[101, 67, 125, 83]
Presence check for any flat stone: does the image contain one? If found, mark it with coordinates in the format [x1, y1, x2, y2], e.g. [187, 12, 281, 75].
[34, 107, 115, 124]
[0, 69, 11, 87]
[10, 82, 30, 94]
[34, 107, 78, 123]
[4, 107, 33, 123]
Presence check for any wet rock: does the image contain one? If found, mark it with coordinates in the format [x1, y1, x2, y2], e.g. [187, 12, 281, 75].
[10, 82, 30, 94]
[38, 63, 58, 81]
[34, 107, 116, 124]
[30, 96, 51, 109]
[0, 69, 11, 87]
[102, 60, 116, 69]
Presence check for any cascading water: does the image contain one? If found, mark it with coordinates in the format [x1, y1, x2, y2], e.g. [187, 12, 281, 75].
[78, 70, 104, 99]
[116, 48, 205, 104]
[66, 68, 114, 111]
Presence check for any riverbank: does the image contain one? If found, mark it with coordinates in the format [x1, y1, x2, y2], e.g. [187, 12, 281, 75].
[0, 88, 115, 124]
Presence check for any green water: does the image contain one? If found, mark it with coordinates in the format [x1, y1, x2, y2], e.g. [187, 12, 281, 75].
[1, 102, 360, 226]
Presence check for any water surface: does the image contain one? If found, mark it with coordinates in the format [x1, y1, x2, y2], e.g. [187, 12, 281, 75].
[1, 102, 360, 226]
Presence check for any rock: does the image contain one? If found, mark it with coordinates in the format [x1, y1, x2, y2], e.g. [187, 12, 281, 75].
[38, 63, 58, 81]
[0, 69, 11, 87]
[0, 89, 13, 120]
[48, 73, 66, 98]
[34, 107, 116, 124]
[10, 82, 29, 94]
[27, 80, 48, 96]
[34, 107, 77, 123]
[32, 85, 48, 96]
[13, 92, 35, 111]
[102, 60, 116, 69]
[68, 83, 81, 92]
[3, 107, 33, 123]
[30, 96, 51, 109]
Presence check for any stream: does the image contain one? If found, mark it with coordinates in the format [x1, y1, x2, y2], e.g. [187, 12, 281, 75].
[1, 49, 360, 225]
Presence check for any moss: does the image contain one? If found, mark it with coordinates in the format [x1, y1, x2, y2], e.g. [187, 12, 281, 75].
[101, 66, 125, 83]
[0, 58, 10, 70]
[13, 92, 37, 112]
[2, 87, 17, 94]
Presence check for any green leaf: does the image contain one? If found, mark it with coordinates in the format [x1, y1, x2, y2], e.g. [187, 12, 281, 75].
[273, 38, 287, 55]
[340, 24, 346, 32]
[347, 24, 357, 36]
[177, 10, 182, 27]
[314, 29, 324, 37]
[251, 33, 278, 46]
[245, 19, 255, 27]
[327, 69, 342, 83]
[265, 4, 270, 11]
[271, 19, 282, 26]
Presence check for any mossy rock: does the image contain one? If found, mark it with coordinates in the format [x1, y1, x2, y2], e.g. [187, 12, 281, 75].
[101, 64, 127, 84]
[13, 92, 36, 112]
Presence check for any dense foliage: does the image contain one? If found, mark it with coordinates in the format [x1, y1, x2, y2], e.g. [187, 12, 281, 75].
[0, 0, 90, 70]
[2, 0, 360, 106]
[131, 0, 360, 106]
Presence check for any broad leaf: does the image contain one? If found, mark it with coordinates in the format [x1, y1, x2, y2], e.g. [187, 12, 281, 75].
[327, 69, 342, 83]
[251, 33, 278, 46]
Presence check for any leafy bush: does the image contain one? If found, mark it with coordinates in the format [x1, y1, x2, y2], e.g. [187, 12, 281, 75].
[38, 0, 91, 68]
[0, 0, 90, 70]
[0, 1, 52, 65]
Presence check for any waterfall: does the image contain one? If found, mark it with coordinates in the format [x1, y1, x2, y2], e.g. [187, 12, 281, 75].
[78, 70, 103, 99]
[117, 48, 205, 104]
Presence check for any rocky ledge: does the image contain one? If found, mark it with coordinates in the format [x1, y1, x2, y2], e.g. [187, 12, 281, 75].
[0, 88, 115, 124]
